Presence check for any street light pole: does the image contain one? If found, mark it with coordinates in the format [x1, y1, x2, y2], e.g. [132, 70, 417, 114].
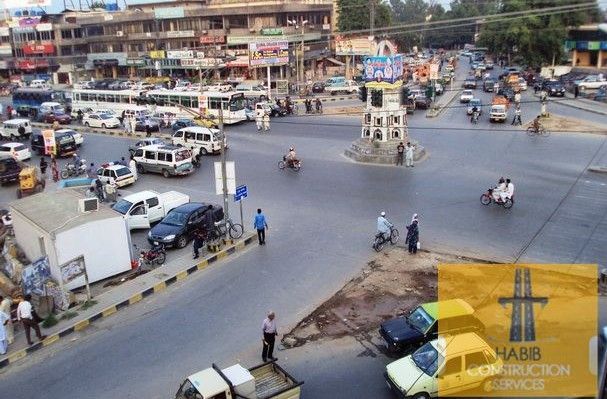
[219, 102, 228, 238]
[300, 24, 305, 86]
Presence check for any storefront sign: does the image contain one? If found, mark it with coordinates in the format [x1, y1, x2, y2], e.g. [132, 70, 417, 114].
[180, 58, 223, 68]
[166, 50, 194, 59]
[200, 35, 225, 44]
[36, 23, 53, 32]
[588, 41, 601, 50]
[154, 6, 184, 19]
[149, 50, 166, 59]
[261, 28, 283, 36]
[363, 55, 404, 84]
[335, 36, 376, 56]
[0, 61, 8, 69]
[127, 59, 145, 66]
[93, 59, 119, 67]
[23, 43, 55, 55]
[0, 45, 12, 55]
[166, 30, 195, 38]
[227, 32, 321, 45]
[18, 16, 40, 27]
[601, 42, 607, 51]
[249, 41, 289, 67]
[226, 56, 249, 67]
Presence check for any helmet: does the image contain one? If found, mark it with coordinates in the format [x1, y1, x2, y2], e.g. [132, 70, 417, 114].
[380, 211, 386, 217]
[289, 147, 294, 151]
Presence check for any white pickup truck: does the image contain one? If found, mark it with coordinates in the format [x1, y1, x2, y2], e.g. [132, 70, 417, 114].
[111, 190, 190, 230]
[175, 362, 303, 399]
[325, 80, 360, 95]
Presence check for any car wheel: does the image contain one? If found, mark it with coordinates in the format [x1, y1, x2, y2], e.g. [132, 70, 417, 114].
[136, 164, 145, 174]
[199, 147, 208, 156]
[413, 393, 431, 399]
[176, 235, 187, 249]
[101, 123, 106, 129]
[162, 169, 170, 178]
[84, 122, 90, 127]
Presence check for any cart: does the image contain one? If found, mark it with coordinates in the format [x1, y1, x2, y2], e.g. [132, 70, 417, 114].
[16, 167, 45, 198]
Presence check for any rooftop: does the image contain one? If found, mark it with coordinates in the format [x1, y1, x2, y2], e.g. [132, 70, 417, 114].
[10, 188, 120, 235]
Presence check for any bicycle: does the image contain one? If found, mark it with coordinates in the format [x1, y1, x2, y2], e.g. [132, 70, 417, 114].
[372, 226, 399, 252]
[211, 218, 244, 240]
[526, 125, 550, 137]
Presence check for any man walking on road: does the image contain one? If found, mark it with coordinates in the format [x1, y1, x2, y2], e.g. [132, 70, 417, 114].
[254, 208, 268, 245]
[405, 142, 415, 167]
[396, 142, 405, 166]
[17, 294, 47, 345]
[262, 311, 278, 362]
[511, 105, 522, 125]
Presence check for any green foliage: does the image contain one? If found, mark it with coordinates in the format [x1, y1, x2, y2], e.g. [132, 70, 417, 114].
[60, 311, 79, 320]
[336, 0, 392, 32]
[80, 299, 98, 310]
[42, 314, 58, 328]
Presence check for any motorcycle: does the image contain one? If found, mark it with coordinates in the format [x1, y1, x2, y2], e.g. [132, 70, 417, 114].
[480, 188, 514, 209]
[133, 243, 166, 268]
[271, 104, 288, 117]
[471, 111, 479, 124]
[60, 159, 87, 179]
[372, 226, 399, 252]
[277, 156, 301, 172]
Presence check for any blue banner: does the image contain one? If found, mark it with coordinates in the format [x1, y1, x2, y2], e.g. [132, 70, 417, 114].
[363, 55, 403, 83]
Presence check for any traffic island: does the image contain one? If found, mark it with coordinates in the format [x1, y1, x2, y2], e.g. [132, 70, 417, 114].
[344, 138, 425, 165]
[0, 232, 255, 370]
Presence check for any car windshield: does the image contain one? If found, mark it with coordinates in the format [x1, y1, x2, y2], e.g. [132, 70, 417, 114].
[471, 100, 481, 106]
[463, 90, 472, 95]
[100, 114, 113, 120]
[412, 342, 442, 376]
[115, 167, 130, 177]
[162, 210, 188, 226]
[407, 307, 435, 333]
[112, 199, 133, 215]
[58, 134, 75, 144]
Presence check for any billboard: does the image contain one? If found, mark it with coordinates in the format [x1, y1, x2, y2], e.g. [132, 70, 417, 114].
[363, 55, 403, 83]
[154, 6, 184, 19]
[335, 36, 376, 56]
[249, 41, 289, 67]
[3, 0, 50, 9]
[166, 50, 194, 59]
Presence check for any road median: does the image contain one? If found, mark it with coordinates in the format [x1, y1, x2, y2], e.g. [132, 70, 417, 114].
[0, 233, 255, 370]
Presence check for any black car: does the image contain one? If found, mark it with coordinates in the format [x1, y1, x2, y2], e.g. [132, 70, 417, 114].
[483, 79, 495, 92]
[379, 299, 484, 354]
[544, 81, 566, 97]
[134, 118, 160, 132]
[148, 202, 224, 248]
[171, 118, 196, 132]
[463, 78, 477, 89]
[0, 158, 23, 185]
[498, 86, 515, 102]
[311, 82, 325, 93]
[413, 95, 431, 109]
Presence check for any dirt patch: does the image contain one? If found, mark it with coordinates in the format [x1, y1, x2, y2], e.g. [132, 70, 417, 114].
[282, 249, 488, 349]
[528, 114, 606, 133]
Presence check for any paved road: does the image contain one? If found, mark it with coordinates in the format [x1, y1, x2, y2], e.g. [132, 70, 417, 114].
[1, 60, 607, 398]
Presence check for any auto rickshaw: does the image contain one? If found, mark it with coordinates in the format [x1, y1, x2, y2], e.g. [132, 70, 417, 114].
[193, 115, 219, 129]
[16, 166, 45, 198]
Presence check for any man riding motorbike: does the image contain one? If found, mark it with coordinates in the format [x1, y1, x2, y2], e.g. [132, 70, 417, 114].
[377, 211, 393, 241]
[285, 147, 299, 168]
[471, 106, 479, 123]
[492, 177, 507, 203]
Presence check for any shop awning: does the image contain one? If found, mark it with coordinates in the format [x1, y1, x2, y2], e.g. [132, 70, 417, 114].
[326, 57, 345, 66]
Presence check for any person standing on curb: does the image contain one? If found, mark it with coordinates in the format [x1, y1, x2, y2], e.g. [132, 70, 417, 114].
[0, 295, 13, 346]
[405, 142, 415, 167]
[192, 229, 205, 259]
[396, 142, 405, 166]
[254, 208, 268, 245]
[17, 294, 47, 346]
[262, 311, 278, 362]
[405, 217, 419, 254]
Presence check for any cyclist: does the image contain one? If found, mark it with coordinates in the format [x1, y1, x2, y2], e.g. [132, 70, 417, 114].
[377, 211, 393, 240]
[532, 115, 542, 133]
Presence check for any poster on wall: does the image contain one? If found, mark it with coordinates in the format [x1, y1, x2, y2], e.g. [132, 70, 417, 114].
[60, 256, 85, 284]
[22, 256, 51, 295]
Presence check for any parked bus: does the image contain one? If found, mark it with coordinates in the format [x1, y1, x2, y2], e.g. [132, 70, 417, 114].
[12, 88, 67, 117]
[70, 89, 246, 124]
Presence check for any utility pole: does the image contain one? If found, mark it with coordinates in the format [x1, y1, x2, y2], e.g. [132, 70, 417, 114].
[370, 0, 375, 37]
[219, 98, 228, 238]
[300, 23, 305, 86]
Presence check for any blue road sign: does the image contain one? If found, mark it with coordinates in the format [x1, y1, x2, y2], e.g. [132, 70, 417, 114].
[234, 185, 248, 202]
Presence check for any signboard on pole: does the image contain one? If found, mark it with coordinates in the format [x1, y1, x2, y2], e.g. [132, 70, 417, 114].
[248, 41, 289, 68]
[60, 256, 86, 284]
[214, 161, 236, 195]
[234, 185, 248, 202]
[363, 54, 404, 84]
[429, 63, 439, 80]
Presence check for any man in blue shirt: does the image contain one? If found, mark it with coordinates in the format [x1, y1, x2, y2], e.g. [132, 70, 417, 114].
[254, 208, 268, 245]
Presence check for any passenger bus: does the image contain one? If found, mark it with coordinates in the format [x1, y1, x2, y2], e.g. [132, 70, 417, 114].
[70, 89, 246, 124]
[12, 88, 68, 117]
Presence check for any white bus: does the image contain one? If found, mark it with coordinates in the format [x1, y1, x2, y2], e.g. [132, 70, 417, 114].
[144, 90, 246, 124]
[70, 89, 246, 124]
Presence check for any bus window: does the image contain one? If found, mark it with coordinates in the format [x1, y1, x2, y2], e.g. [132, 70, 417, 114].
[97, 94, 106, 102]
[209, 98, 222, 110]
[81, 93, 89, 101]
[191, 97, 198, 108]
[169, 95, 180, 106]
[106, 94, 115, 103]
[181, 96, 191, 108]
[230, 96, 244, 111]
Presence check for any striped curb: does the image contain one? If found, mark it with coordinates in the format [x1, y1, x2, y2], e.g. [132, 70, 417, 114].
[292, 95, 357, 104]
[31, 122, 150, 139]
[0, 233, 255, 370]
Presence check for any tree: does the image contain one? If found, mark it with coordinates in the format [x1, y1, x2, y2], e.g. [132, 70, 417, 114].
[336, 0, 392, 32]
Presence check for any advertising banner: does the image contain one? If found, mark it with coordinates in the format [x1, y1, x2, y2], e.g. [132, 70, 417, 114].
[0, 45, 12, 55]
[149, 50, 166, 59]
[180, 58, 223, 68]
[60, 256, 86, 284]
[22, 256, 51, 295]
[41, 129, 55, 155]
[36, 23, 53, 32]
[23, 43, 55, 55]
[248, 41, 289, 68]
[335, 36, 376, 56]
[363, 54, 403, 84]
[166, 30, 194, 38]
[166, 50, 194, 59]
[154, 6, 184, 19]
[200, 35, 225, 44]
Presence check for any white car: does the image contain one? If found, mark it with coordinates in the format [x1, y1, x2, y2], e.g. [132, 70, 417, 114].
[460, 89, 474, 103]
[55, 129, 84, 146]
[96, 163, 136, 187]
[575, 75, 607, 90]
[0, 142, 32, 161]
[83, 113, 121, 129]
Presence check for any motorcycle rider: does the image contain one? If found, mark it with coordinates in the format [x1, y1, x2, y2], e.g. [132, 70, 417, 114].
[492, 177, 507, 203]
[377, 211, 393, 240]
[506, 178, 515, 201]
[285, 96, 293, 114]
[471, 106, 479, 123]
[286, 147, 298, 167]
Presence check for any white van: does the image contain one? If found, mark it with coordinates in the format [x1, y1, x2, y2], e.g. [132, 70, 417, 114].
[40, 102, 65, 115]
[172, 126, 226, 156]
[30, 79, 48, 88]
[123, 106, 150, 120]
[132, 144, 194, 178]
[0, 119, 33, 140]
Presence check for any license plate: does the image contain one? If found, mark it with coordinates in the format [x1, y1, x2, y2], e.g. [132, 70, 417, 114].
[153, 241, 158, 245]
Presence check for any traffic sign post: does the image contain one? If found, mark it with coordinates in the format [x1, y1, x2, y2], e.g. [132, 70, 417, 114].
[233, 185, 248, 231]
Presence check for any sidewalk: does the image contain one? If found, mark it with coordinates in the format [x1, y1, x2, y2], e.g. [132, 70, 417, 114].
[0, 233, 255, 369]
[535, 92, 607, 116]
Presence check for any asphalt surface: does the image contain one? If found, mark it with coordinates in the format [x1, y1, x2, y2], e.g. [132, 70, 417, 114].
[1, 60, 606, 398]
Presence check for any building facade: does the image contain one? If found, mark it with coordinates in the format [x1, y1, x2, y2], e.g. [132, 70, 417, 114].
[566, 25, 607, 69]
[0, 0, 335, 84]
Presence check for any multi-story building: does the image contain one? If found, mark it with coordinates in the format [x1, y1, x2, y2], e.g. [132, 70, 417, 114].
[1, 0, 336, 84]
